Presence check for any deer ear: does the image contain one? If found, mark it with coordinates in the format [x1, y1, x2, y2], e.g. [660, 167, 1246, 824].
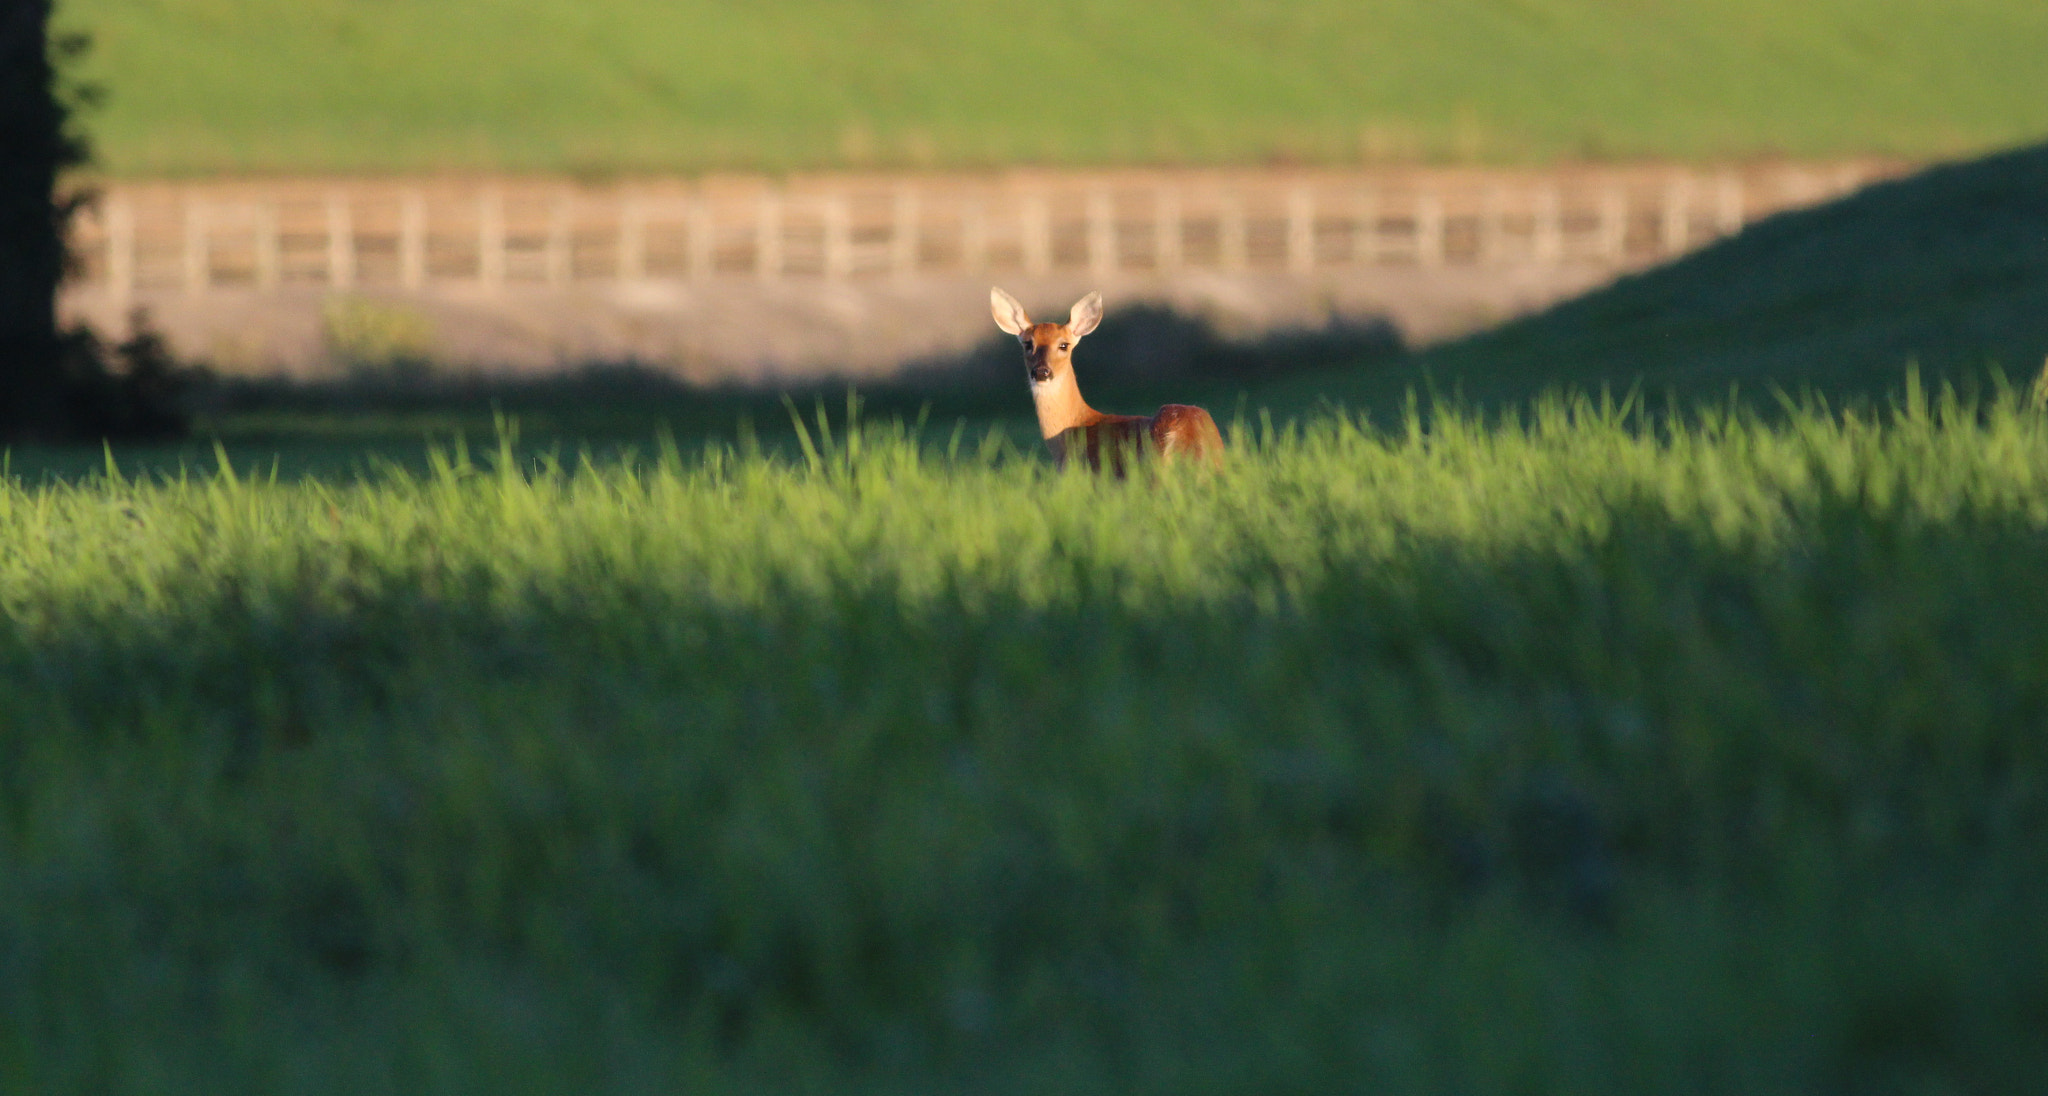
[1067, 291, 1103, 338]
[990, 287, 1031, 335]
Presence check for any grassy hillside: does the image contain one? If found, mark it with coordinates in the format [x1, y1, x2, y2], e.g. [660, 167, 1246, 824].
[1275, 141, 2048, 415]
[6, 407, 2048, 1094]
[57, 0, 2048, 176]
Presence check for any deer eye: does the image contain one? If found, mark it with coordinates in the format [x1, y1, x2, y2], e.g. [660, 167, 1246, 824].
[1057, 342, 1069, 351]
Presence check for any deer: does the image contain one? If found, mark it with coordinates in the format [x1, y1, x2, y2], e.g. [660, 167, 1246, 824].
[990, 287, 1224, 474]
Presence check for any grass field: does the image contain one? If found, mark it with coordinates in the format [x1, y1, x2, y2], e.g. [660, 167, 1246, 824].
[57, 0, 2048, 176]
[9, 80, 2048, 1094]
[5, 395, 2048, 1093]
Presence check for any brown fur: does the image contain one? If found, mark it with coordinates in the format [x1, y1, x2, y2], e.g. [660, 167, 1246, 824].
[990, 288, 1225, 473]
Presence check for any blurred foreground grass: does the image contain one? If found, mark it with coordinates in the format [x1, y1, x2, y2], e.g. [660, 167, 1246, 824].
[4, 391, 2047, 1093]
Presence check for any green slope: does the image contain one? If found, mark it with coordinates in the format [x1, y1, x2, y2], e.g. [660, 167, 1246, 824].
[56, 0, 2048, 176]
[1272, 142, 2048, 415]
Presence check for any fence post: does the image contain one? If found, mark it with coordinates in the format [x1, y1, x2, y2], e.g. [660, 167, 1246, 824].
[1286, 187, 1315, 275]
[398, 191, 425, 290]
[756, 192, 782, 282]
[106, 194, 134, 311]
[255, 204, 280, 292]
[182, 197, 207, 296]
[1414, 192, 1444, 267]
[1714, 173, 1745, 237]
[1479, 185, 1505, 266]
[1154, 186, 1181, 273]
[1598, 187, 1627, 262]
[618, 195, 645, 281]
[1661, 177, 1693, 256]
[326, 192, 355, 291]
[1532, 187, 1562, 266]
[687, 197, 713, 281]
[546, 192, 572, 286]
[891, 187, 919, 281]
[1021, 193, 1050, 277]
[478, 188, 505, 290]
[961, 195, 988, 274]
[1220, 192, 1247, 272]
[1087, 188, 1116, 279]
[820, 193, 851, 281]
[1353, 188, 1379, 266]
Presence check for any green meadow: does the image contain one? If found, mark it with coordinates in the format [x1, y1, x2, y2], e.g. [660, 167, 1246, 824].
[10, 55, 2048, 1092]
[56, 0, 2048, 175]
[6, 396, 2048, 1094]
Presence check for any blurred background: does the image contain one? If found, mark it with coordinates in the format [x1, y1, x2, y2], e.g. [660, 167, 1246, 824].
[32, 0, 2048, 457]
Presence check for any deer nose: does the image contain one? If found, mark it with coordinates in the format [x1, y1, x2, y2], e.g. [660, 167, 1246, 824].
[1030, 363, 1052, 382]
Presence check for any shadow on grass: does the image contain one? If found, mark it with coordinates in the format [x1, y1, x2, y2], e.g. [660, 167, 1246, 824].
[0, 304, 1403, 480]
[198, 302, 1404, 435]
[6, 448, 2048, 1093]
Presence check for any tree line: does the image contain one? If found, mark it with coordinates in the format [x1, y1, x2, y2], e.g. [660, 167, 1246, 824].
[1, 0, 189, 444]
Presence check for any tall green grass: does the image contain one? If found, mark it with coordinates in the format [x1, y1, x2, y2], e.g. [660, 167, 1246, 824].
[60, 0, 2048, 175]
[5, 394, 2048, 1093]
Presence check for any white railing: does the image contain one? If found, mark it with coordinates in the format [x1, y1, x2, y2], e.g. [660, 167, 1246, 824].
[67, 163, 1895, 308]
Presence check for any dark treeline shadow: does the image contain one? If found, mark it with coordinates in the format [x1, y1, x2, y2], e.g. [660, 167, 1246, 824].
[196, 305, 1408, 447]
[893, 302, 1404, 394]
[1, 16, 203, 443]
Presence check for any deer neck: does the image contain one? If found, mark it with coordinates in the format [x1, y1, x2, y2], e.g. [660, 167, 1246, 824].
[1030, 370, 1099, 440]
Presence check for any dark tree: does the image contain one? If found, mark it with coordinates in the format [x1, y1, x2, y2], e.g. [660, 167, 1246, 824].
[0, 0, 89, 440]
[1, 3, 192, 443]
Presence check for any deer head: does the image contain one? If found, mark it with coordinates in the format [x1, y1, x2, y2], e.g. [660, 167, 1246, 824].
[991, 288, 1103, 387]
